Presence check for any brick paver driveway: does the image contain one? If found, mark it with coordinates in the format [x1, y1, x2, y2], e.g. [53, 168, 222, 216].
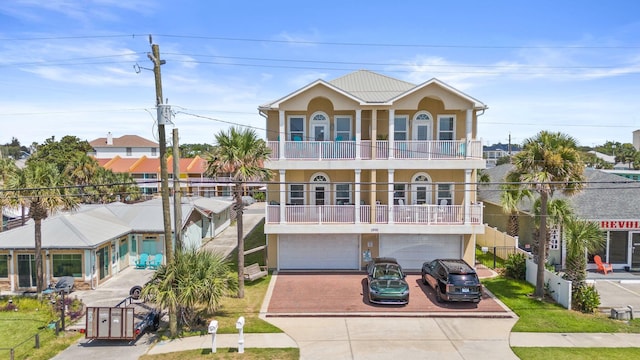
[266, 272, 509, 316]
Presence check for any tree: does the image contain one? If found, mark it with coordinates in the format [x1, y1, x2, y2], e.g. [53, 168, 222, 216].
[506, 131, 585, 299]
[0, 158, 19, 232]
[532, 198, 573, 266]
[499, 184, 532, 237]
[562, 217, 604, 286]
[561, 217, 604, 312]
[28, 135, 93, 174]
[205, 127, 272, 298]
[142, 247, 237, 337]
[6, 161, 79, 293]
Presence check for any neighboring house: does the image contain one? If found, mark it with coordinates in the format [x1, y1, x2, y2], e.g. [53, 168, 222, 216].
[483, 143, 521, 168]
[0, 197, 232, 293]
[96, 155, 234, 197]
[478, 164, 640, 271]
[602, 169, 640, 181]
[259, 70, 487, 271]
[89, 132, 160, 158]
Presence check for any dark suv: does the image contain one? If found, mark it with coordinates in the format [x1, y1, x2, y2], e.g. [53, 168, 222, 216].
[421, 259, 482, 303]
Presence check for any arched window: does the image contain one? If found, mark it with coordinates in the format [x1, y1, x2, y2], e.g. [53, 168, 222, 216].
[412, 111, 433, 141]
[311, 173, 330, 205]
[310, 112, 329, 141]
[411, 173, 432, 205]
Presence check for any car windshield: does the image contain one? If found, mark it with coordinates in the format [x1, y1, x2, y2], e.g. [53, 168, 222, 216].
[372, 264, 403, 280]
[449, 274, 478, 285]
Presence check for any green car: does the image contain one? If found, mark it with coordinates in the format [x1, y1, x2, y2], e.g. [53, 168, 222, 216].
[366, 257, 409, 305]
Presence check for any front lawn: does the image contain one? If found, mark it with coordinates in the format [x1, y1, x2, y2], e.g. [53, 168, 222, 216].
[482, 277, 640, 333]
[512, 347, 640, 360]
[0, 296, 83, 360]
[140, 347, 299, 360]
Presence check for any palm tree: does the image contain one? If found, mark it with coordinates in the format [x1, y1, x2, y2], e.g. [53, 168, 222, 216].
[499, 184, 533, 237]
[506, 131, 585, 299]
[0, 157, 18, 232]
[562, 217, 604, 287]
[533, 198, 573, 266]
[205, 127, 272, 298]
[6, 161, 78, 293]
[142, 247, 237, 337]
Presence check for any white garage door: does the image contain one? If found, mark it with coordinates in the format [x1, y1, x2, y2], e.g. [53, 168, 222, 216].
[380, 235, 462, 270]
[279, 234, 359, 270]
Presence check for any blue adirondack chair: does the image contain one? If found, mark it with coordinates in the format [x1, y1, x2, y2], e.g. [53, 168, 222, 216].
[149, 253, 163, 270]
[135, 253, 149, 269]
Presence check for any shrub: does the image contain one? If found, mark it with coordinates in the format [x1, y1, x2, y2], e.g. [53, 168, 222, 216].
[504, 253, 527, 280]
[573, 284, 600, 313]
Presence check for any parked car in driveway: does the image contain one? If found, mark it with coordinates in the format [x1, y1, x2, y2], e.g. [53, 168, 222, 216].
[421, 259, 482, 303]
[366, 257, 409, 305]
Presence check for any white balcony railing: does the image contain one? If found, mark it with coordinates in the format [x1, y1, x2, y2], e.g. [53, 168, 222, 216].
[267, 140, 481, 160]
[265, 204, 483, 225]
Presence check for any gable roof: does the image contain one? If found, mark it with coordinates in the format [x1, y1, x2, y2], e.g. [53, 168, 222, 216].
[478, 164, 640, 220]
[89, 134, 158, 148]
[259, 70, 487, 110]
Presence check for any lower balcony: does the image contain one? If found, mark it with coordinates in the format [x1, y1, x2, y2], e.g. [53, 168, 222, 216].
[265, 203, 482, 225]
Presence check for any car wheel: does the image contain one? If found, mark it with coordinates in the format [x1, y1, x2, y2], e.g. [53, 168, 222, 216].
[421, 273, 427, 285]
[435, 287, 443, 303]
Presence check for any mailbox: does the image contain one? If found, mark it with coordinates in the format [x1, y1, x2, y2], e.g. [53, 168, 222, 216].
[208, 320, 218, 334]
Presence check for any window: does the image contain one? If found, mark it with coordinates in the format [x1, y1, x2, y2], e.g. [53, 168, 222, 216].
[394, 116, 408, 141]
[335, 116, 352, 141]
[52, 254, 82, 277]
[288, 116, 305, 141]
[289, 184, 304, 205]
[126, 147, 132, 156]
[413, 111, 432, 141]
[393, 184, 407, 205]
[311, 112, 328, 141]
[549, 227, 560, 250]
[438, 116, 455, 140]
[0, 255, 7, 277]
[151, 148, 157, 156]
[335, 183, 351, 205]
[436, 184, 453, 205]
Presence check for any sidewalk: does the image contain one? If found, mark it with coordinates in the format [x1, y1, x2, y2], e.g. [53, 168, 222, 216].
[147, 333, 297, 355]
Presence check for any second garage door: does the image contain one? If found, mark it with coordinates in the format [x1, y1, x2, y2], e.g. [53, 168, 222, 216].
[278, 234, 359, 270]
[380, 235, 462, 270]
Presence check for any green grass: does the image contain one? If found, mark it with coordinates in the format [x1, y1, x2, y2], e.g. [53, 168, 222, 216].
[140, 347, 299, 360]
[176, 219, 280, 337]
[475, 246, 506, 269]
[512, 347, 640, 360]
[483, 277, 640, 333]
[0, 297, 83, 360]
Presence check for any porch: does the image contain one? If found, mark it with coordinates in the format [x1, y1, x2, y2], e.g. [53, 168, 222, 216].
[267, 139, 482, 160]
[265, 203, 483, 225]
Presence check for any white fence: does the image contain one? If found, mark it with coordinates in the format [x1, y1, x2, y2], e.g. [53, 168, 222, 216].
[526, 258, 572, 309]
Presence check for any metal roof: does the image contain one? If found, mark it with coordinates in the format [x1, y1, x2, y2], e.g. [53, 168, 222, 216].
[0, 197, 233, 250]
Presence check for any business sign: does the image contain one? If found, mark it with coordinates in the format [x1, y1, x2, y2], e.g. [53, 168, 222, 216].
[600, 220, 640, 230]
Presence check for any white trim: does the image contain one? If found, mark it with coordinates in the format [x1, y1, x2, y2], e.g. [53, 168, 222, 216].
[334, 115, 352, 141]
[310, 111, 329, 141]
[310, 172, 330, 205]
[393, 114, 409, 141]
[287, 115, 306, 141]
[412, 111, 433, 140]
[437, 114, 456, 141]
[411, 172, 433, 205]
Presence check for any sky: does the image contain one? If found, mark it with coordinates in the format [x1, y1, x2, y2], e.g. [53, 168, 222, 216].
[2, 0, 640, 149]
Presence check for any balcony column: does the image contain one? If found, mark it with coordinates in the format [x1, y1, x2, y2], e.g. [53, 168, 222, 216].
[388, 109, 395, 159]
[355, 109, 362, 159]
[371, 109, 378, 160]
[464, 169, 471, 224]
[279, 110, 286, 159]
[388, 169, 395, 223]
[354, 169, 361, 223]
[465, 108, 473, 141]
[279, 170, 286, 223]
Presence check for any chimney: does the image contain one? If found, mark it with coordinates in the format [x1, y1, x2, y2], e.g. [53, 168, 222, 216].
[107, 132, 113, 145]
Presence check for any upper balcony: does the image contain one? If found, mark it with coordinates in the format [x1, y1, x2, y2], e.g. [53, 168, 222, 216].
[264, 203, 484, 235]
[266, 139, 484, 170]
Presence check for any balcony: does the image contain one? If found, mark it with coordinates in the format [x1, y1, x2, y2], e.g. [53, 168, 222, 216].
[267, 140, 482, 160]
[265, 203, 483, 225]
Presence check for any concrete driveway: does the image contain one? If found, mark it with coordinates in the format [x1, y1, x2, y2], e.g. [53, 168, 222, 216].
[593, 279, 640, 317]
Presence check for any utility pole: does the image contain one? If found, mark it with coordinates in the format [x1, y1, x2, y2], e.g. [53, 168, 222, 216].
[148, 36, 177, 337]
[147, 38, 173, 263]
[172, 128, 183, 251]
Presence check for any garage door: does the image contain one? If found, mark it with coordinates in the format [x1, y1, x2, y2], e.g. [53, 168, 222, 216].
[279, 234, 359, 270]
[380, 235, 462, 270]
